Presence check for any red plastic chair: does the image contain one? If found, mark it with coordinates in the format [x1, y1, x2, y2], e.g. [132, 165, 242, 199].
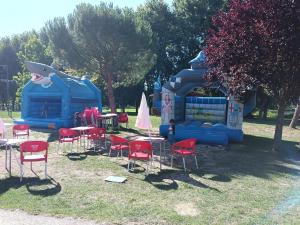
[128, 141, 152, 174]
[171, 138, 198, 172]
[83, 108, 94, 126]
[118, 113, 129, 128]
[109, 135, 129, 157]
[58, 128, 79, 153]
[91, 107, 102, 127]
[20, 141, 49, 181]
[86, 127, 106, 151]
[13, 124, 29, 139]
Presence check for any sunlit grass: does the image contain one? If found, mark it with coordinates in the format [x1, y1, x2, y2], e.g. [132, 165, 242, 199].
[0, 110, 299, 224]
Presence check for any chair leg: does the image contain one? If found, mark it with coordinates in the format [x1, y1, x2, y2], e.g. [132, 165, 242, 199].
[171, 155, 174, 168]
[109, 148, 112, 157]
[182, 157, 186, 172]
[45, 162, 47, 179]
[195, 155, 199, 169]
[127, 161, 131, 171]
[146, 161, 149, 175]
[20, 163, 23, 182]
[58, 142, 60, 154]
[30, 162, 33, 172]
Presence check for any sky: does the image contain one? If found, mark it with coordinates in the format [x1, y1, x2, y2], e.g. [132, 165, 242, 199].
[0, 0, 172, 38]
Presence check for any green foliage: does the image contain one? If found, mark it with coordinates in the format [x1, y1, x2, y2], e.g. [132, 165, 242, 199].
[136, 0, 175, 84]
[17, 33, 52, 66]
[13, 72, 31, 104]
[169, 0, 226, 70]
[44, 3, 155, 112]
[13, 32, 53, 103]
[136, 0, 226, 92]
[0, 37, 22, 79]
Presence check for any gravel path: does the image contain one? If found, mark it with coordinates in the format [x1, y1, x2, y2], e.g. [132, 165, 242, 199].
[0, 209, 107, 225]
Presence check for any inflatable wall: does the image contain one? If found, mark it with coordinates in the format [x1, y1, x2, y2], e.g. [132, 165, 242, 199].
[15, 62, 102, 129]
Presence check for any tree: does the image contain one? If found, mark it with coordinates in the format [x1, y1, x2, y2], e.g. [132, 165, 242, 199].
[17, 33, 52, 65]
[0, 36, 24, 109]
[14, 32, 53, 104]
[45, 3, 155, 113]
[205, 0, 300, 150]
[0, 37, 22, 79]
[169, 0, 226, 70]
[135, 0, 226, 91]
[136, 0, 175, 84]
[289, 97, 300, 128]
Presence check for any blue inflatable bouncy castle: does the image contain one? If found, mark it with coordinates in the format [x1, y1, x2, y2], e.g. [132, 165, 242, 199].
[159, 51, 256, 145]
[15, 62, 102, 129]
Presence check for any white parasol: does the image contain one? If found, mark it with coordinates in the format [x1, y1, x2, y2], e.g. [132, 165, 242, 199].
[135, 92, 152, 137]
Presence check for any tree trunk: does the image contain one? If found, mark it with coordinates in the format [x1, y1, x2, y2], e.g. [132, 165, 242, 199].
[106, 75, 116, 113]
[289, 98, 300, 128]
[259, 109, 263, 119]
[273, 100, 286, 151]
[262, 106, 268, 119]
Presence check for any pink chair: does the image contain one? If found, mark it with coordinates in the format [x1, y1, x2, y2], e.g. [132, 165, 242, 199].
[58, 128, 79, 153]
[171, 138, 198, 172]
[109, 135, 129, 157]
[13, 124, 29, 139]
[20, 141, 49, 181]
[128, 141, 152, 174]
[0, 118, 5, 138]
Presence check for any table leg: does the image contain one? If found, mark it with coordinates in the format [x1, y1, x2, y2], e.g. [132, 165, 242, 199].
[9, 145, 12, 177]
[5, 144, 8, 172]
[160, 142, 162, 171]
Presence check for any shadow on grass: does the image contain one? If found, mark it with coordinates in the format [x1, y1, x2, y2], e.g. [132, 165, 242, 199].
[28, 127, 59, 143]
[142, 134, 300, 191]
[119, 127, 145, 136]
[144, 170, 221, 192]
[244, 117, 296, 126]
[0, 176, 61, 196]
[197, 134, 300, 180]
[66, 152, 87, 161]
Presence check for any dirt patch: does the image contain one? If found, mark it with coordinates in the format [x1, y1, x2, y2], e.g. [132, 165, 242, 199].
[174, 202, 199, 216]
[0, 209, 107, 225]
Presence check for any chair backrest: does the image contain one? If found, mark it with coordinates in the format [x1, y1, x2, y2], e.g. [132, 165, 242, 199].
[20, 141, 49, 153]
[129, 141, 152, 155]
[173, 138, 197, 152]
[59, 128, 78, 137]
[20, 141, 49, 162]
[110, 134, 128, 145]
[91, 107, 101, 120]
[118, 113, 128, 123]
[83, 108, 95, 125]
[87, 127, 106, 139]
[13, 124, 29, 132]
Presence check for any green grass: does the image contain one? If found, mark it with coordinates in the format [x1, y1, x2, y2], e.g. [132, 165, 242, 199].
[0, 111, 300, 224]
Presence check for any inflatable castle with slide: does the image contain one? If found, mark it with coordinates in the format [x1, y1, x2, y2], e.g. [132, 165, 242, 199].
[154, 51, 256, 145]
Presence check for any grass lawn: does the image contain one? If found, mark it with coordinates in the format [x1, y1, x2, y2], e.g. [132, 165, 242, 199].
[0, 111, 300, 225]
